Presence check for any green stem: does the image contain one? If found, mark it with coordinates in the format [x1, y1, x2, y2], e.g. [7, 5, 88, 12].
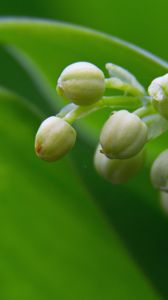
[105, 78, 145, 96]
[134, 105, 163, 141]
[134, 104, 156, 118]
[143, 114, 159, 126]
[61, 95, 147, 124]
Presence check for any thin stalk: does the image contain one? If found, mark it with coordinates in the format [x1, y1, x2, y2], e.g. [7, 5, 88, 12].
[60, 95, 147, 124]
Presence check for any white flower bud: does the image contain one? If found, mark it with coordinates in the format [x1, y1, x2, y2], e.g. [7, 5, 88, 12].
[57, 62, 105, 106]
[160, 192, 168, 214]
[94, 144, 145, 184]
[148, 74, 168, 119]
[151, 149, 168, 192]
[100, 110, 148, 159]
[35, 116, 76, 162]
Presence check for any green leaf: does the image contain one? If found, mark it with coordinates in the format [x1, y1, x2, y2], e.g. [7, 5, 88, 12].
[0, 17, 168, 137]
[0, 18, 168, 299]
[0, 88, 162, 300]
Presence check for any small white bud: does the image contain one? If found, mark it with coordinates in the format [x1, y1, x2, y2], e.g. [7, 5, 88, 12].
[94, 144, 145, 184]
[148, 74, 168, 119]
[57, 62, 105, 106]
[100, 110, 148, 159]
[151, 149, 168, 192]
[160, 192, 168, 214]
[35, 116, 76, 162]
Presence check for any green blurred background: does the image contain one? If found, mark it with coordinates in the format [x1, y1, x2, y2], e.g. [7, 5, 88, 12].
[0, 1, 168, 300]
[1, 0, 168, 60]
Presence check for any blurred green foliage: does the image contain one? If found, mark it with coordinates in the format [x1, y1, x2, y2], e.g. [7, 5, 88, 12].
[0, 1, 168, 300]
[0, 0, 168, 60]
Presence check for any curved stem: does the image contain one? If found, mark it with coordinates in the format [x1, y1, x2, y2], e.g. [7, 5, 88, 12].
[105, 78, 145, 96]
[60, 95, 148, 124]
[134, 104, 156, 118]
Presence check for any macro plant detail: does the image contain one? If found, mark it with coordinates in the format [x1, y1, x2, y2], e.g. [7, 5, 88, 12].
[35, 116, 76, 161]
[1, 17, 168, 300]
[94, 144, 145, 184]
[57, 61, 105, 105]
[35, 61, 168, 190]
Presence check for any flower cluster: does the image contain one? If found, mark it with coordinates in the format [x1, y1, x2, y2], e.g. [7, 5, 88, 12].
[35, 61, 168, 192]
